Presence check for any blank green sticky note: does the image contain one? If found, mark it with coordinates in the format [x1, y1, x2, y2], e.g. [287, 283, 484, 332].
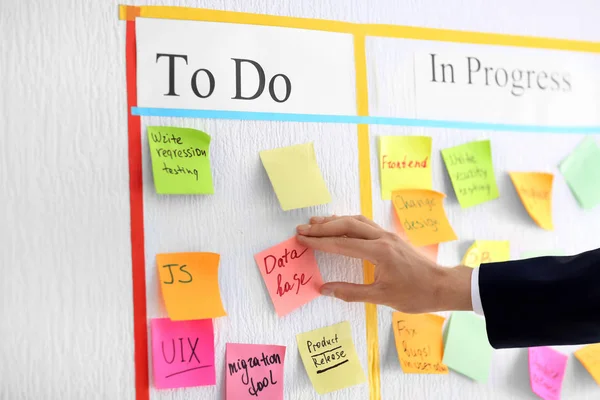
[441, 140, 499, 208]
[443, 312, 493, 383]
[260, 143, 331, 211]
[147, 126, 214, 194]
[521, 250, 565, 259]
[559, 137, 600, 210]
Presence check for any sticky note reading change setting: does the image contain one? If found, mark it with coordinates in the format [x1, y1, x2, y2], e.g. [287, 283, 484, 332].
[529, 347, 568, 400]
[510, 172, 554, 230]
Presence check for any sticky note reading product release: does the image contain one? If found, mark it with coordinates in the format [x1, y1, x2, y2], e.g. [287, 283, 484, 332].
[226, 343, 286, 400]
[296, 321, 366, 394]
[575, 343, 600, 386]
[441, 140, 499, 208]
[147, 126, 214, 194]
[529, 347, 568, 400]
[509, 172, 554, 230]
[392, 312, 448, 374]
[259, 143, 331, 211]
[157, 252, 226, 320]
[151, 318, 215, 389]
[379, 136, 432, 199]
[559, 137, 600, 209]
[462, 240, 510, 268]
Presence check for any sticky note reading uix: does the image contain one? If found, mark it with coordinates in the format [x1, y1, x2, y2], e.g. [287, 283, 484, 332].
[529, 347, 568, 400]
[462, 240, 510, 268]
[255, 237, 323, 317]
[391, 189, 457, 247]
[297, 321, 366, 394]
[575, 343, 600, 386]
[559, 137, 600, 209]
[259, 143, 331, 211]
[379, 136, 432, 199]
[226, 343, 286, 400]
[151, 318, 215, 389]
[147, 126, 214, 194]
[157, 252, 226, 320]
[392, 312, 448, 374]
[509, 172, 554, 230]
[441, 140, 499, 208]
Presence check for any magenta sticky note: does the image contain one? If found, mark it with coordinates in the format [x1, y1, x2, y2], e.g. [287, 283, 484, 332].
[151, 318, 216, 389]
[529, 347, 568, 400]
[226, 343, 286, 400]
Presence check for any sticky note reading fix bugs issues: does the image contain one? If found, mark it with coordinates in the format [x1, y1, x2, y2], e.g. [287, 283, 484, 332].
[529, 347, 568, 400]
[575, 343, 600, 386]
[462, 240, 510, 268]
[157, 252, 226, 320]
[296, 321, 366, 394]
[559, 137, 600, 209]
[391, 189, 457, 247]
[509, 172, 554, 230]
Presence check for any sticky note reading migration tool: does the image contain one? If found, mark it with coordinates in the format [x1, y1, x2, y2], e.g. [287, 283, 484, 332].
[151, 318, 215, 389]
[392, 312, 448, 374]
[442, 312, 493, 383]
[392, 204, 439, 262]
[296, 321, 366, 394]
[157, 252, 226, 320]
[529, 347, 568, 400]
[441, 140, 499, 208]
[226, 343, 286, 400]
[462, 240, 510, 268]
[509, 172, 554, 230]
[559, 137, 600, 210]
[575, 343, 600, 386]
[147, 126, 213, 194]
[378, 136, 432, 199]
[391, 189, 457, 247]
[259, 143, 331, 211]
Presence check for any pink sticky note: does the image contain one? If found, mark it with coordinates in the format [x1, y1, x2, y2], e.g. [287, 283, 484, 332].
[529, 347, 568, 400]
[151, 318, 216, 389]
[254, 236, 324, 316]
[226, 343, 286, 399]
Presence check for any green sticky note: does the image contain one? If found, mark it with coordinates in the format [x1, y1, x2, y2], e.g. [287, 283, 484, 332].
[442, 312, 493, 383]
[559, 137, 600, 210]
[147, 127, 214, 194]
[441, 140, 499, 208]
[521, 250, 565, 259]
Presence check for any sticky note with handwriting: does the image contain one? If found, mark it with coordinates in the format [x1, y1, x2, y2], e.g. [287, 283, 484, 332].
[391, 189, 457, 247]
[575, 343, 600, 386]
[559, 137, 600, 209]
[392, 312, 448, 374]
[529, 347, 568, 400]
[157, 252, 226, 320]
[254, 237, 323, 316]
[392, 205, 439, 262]
[509, 172, 554, 230]
[226, 343, 286, 400]
[151, 318, 215, 389]
[296, 321, 366, 394]
[147, 126, 213, 194]
[462, 240, 510, 268]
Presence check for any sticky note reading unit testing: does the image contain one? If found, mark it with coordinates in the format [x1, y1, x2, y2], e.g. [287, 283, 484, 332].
[462, 240, 510, 268]
[510, 172, 554, 230]
[575, 343, 600, 386]
[147, 126, 214, 194]
[529, 347, 568, 400]
[296, 321, 366, 394]
[559, 137, 600, 210]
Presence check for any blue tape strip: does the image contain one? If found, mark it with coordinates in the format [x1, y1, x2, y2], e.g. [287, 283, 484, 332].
[131, 107, 600, 134]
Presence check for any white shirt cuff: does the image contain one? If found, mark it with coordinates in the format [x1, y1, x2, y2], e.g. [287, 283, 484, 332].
[471, 267, 484, 315]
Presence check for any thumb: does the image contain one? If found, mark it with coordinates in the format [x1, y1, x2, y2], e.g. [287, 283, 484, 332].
[320, 282, 378, 303]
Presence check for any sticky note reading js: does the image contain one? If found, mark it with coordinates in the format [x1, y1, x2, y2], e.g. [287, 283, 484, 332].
[226, 343, 286, 400]
[259, 143, 331, 211]
[254, 237, 323, 316]
[575, 343, 600, 386]
[529, 347, 568, 400]
[379, 136, 432, 199]
[560, 137, 600, 209]
[392, 189, 457, 247]
[297, 321, 366, 394]
[392, 312, 448, 374]
[151, 318, 215, 389]
[462, 240, 510, 268]
[157, 252, 226, 320]
[441, 140, 499, 208]
[510, 172, 554, 230]
[148, 126, 214, 194]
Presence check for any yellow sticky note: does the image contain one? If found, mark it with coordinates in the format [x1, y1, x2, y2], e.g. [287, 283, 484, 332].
[509, 172, 554, 230]
[259, 143, 331, 211]
[296, 321, 366, 394]
[462, 240, 510, 268]
[379, 136, 432, 199]
[575, 343, 600, 386]
[391, 189, 457, 247]
[156, 252, 226, 320]
[392, 312, 448, 374]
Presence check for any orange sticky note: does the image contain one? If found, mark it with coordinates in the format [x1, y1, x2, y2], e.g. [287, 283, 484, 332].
[392, 312, 448, 374]
[392, 189, 457, 247]
[392, 207, 438, 262]
[575, 343, 600, 386]
[157, 252, 226, 320]
[509, 172, 554, 230]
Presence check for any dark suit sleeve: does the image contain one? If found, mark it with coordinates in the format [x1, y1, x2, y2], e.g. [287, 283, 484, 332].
[479, 248, 600, 349]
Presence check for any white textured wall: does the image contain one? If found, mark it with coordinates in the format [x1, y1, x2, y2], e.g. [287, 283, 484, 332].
[2, 1, 600, 400]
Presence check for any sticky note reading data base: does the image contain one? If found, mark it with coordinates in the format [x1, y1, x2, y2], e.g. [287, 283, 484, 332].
[147, 126, 213, 194]
[151, 318, 215, 389]
[529, 347, 568, 400]
[510, 172, 554, 230]
[462, 240, 510, 268]
[575, 343, 600, 386]
[297, 321, 366, 394]
[560, 137, 600, 209]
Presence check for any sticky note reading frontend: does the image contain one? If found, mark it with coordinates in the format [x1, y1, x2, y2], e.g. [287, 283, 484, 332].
[560, 137, 600, 209]
[254, 237, 323, 316]
[296, 321, 366, 394]
[157, 252, 226, 320]
[510, 172, 554, 230]
[529, 347, 568, 400]
[441, 140, 499, 208]
[148, 126, 213, 194]
[462, 240, 510, 268]
[575, 343, 600, 386]
[151, 318, 215, 389]
[392, 189, 457, 247]
[259, 143, 331, 211]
